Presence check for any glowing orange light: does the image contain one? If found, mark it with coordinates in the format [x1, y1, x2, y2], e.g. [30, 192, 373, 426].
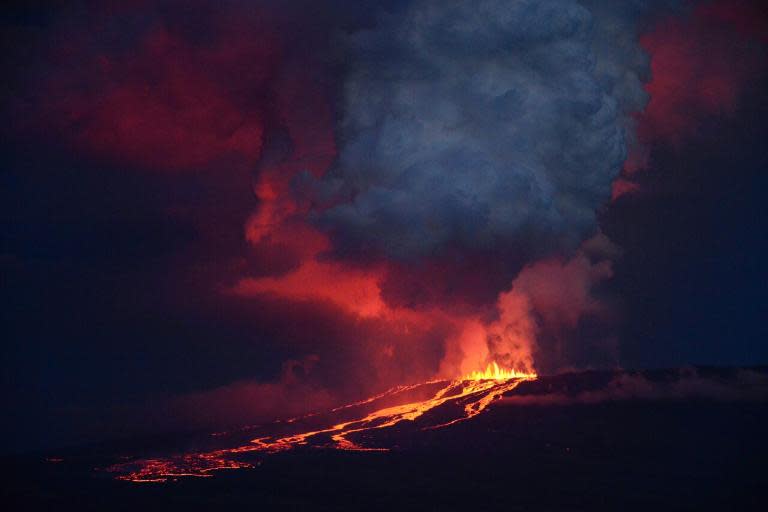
[463, 361, 536, 381]
[109, 362, 537, 482]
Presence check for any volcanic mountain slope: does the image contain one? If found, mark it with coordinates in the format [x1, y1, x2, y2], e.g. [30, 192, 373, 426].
[5, 367, 768, 511]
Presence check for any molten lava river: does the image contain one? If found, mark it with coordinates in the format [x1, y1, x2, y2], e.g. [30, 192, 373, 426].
[108, 363, 536, 482]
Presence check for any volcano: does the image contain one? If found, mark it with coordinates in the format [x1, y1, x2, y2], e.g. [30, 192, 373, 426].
[6, 367, 767, 511]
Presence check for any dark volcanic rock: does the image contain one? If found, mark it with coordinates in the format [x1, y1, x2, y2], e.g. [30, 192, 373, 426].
[4, 367, 767, 511]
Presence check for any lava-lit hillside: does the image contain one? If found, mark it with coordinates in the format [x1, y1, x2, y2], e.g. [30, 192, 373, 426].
[5, 367, 767, 510]
[107, 364, 537, 482]
[96, 365, 765, 484]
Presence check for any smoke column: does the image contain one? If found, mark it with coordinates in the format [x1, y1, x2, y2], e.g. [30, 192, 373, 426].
[287, 0, 678, 374]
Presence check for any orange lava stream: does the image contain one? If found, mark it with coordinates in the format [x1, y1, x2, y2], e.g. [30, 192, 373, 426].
[110, 368, 536, 482]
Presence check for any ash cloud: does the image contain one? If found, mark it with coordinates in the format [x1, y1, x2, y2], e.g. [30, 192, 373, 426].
[302, 0, 677, 262]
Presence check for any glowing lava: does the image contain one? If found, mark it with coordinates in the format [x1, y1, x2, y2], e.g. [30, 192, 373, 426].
[109, 365, 537, 482]
[463, 361, 533, 381]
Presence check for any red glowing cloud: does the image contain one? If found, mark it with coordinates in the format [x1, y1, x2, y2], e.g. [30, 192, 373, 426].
[32, 4, 334, 176]
[234, 229, 387, 319]
[610, 0, 766, 198]
[80, 31, 263, 170]
[611, 178, 641, 200]
[639, 0, 766, 145]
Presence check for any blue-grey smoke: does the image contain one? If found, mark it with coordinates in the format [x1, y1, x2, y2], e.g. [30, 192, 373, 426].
[299, 0, 677, 261]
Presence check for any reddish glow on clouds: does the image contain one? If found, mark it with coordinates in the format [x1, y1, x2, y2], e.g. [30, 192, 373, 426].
[610, 0, 766, 198]
[234, 233, 387, 319]
[24, 1, 350, 424]
[39, 4, 335, 176]
[639, 0, 765, 145]
[248, 62, 337, 243]
[514, 250, 613, 332]
[611, 178, 641, 200]
[40, 8, 287, 171]
[75, 29, 266, 170]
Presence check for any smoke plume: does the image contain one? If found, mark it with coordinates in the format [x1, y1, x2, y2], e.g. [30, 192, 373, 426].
[282, 0, 685, 376]
[301, 0, 672, 264]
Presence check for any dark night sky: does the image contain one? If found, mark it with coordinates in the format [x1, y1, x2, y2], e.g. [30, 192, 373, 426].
[1, 0, 767, 453]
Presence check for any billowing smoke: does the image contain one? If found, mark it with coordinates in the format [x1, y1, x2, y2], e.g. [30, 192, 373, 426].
[285, 0, 683, 376]
[301, 0, 672, 262]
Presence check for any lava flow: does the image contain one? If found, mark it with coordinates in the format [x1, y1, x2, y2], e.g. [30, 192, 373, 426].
[108, 363, 536, 482]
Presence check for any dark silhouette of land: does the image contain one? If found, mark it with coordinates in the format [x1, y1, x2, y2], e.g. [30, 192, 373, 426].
[4, 367, 767, 511]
